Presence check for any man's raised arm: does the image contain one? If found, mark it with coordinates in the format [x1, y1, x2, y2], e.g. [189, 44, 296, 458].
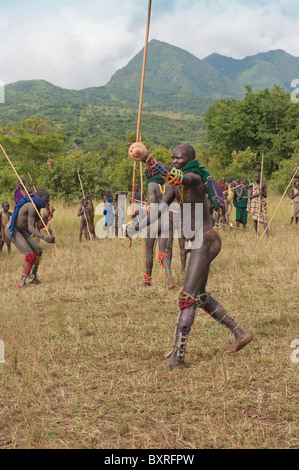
[27, 206, 55, 243]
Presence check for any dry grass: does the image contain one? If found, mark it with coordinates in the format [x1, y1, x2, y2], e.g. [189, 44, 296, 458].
[0, 193, 298, 449]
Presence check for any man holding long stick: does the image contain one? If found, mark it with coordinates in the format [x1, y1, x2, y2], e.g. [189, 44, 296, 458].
[4, 189, 55, 288]
[127, 144, 253, 370]
[77, 171, 92, 241]
[248, 172, 269, 237]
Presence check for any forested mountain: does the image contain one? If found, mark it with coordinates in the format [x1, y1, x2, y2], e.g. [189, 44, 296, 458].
[0, 79, 207, 151]
[106, 39, 244, 104]
[203, 49, 299, 92]
[0, 40, 298, 153]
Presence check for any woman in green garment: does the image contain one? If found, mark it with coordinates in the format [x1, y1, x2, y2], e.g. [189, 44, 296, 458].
[233, 178, 248, 229]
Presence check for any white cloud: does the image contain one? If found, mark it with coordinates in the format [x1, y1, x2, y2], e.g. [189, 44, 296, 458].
[0, 1, 147, 89]
[152, 1, 299, 59]
[0, 0, 298, 89]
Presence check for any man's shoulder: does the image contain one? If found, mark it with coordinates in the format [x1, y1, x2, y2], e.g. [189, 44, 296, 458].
[147, 181, 162, 191]
[20, 200, 33, 212]
[186, 171, 203, 181]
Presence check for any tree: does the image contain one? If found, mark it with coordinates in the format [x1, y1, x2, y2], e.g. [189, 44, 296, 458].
[39, 150, 106, 201]
[204, 86, 299, 178]
[0, 117, 67, 199]
[269, 142, 299, 192]
[227, 148, 258, 180]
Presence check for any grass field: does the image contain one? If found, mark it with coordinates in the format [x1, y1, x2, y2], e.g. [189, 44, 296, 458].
[0, 193, 298, 449]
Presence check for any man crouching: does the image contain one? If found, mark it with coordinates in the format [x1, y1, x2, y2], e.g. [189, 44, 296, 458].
[4, 189, 55, 288]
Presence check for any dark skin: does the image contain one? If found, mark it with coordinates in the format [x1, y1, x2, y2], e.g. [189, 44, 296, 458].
[6, 195, 54, 248]
[33, 205, 55, 239]
[144, 181, 176, 288]
[235, 178, 248, 229]
[166, 201, 188, 274]
[219, 177, 228, 192]
[0, 202, 12, 254]
[4, 191, 55, 287]
[78, 199, 90, 241]
[103, 189, 113, 204]
[17, 178, 34, 198]
[19, 178, 27, 196]
[290, 181, 299, 224]
[249, 172, 269, 236]
[84, 191, 96, 240]
[128, 146, 252, 370]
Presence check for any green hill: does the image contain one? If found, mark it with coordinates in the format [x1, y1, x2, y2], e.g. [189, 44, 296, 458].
[1, 41, 297, 152]
[1, 80, 208, 152]
[107, 39, 243, 104]
[203, 49, 299, 92]
[3, 40, 242, 151]
[236, 61, 285, 90]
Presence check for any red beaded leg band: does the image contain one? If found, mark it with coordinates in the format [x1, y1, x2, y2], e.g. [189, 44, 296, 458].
[24, 253, 37, 276]
[144, 273, 152, 285]
[157, 252, 168, 268]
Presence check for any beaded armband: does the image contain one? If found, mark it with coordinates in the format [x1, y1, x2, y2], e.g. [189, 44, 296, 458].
[146, 159, 168, 178]
[163, 168, 183, 186]
[146, 156, 183, 187]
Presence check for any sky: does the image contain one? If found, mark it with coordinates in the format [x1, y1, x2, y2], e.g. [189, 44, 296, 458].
[0, 0, 299, 90]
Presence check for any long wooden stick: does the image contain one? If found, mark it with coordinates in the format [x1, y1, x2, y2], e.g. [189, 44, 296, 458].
[260, 163, 299, 240]
[77, 170, 92, 241]
[0, 143, 63, 261]
[47, 221, 61, 247]
[129, 0, 152, 249]
[28, 171, 62, 247]
[140, 160, 146, 272]
[127, 196, 148, 205]
[257, 154, 264, 238]
[220, 223, 249, 232]
[27, 171, 37, 192]
[228, 182, 249, 192]
[136, 0, 151, 143]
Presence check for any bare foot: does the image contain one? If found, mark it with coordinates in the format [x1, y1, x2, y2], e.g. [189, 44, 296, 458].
[168, 281, 177, 290]
[29, 277, 42, 285]
[158, 351, 185, 371]
[226, 330, 253, 354]
[18, 283, 29, 289]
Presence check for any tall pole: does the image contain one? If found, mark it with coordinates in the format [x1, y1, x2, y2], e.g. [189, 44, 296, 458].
[257, 154, 264, 238]
[28, 171, 61, 247]
[260, 163, 299, 240]
[77, 170, 92, 241]
[27, 171, 37, 192]
[136, 0, 152, 143]
[129, 0, 152, 249]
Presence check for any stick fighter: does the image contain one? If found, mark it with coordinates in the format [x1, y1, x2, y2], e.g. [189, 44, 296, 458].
[143, 164, 176, 288]
[4, 189, 55, 288]
[127, 143, 253, 370]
